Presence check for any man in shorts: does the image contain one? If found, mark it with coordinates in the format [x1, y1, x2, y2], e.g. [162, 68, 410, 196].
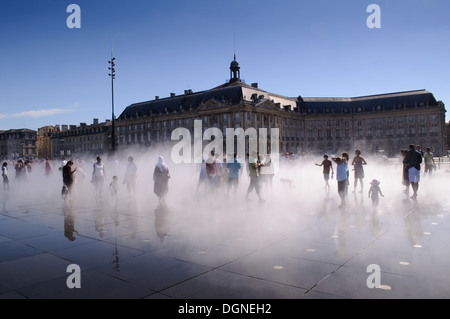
[404, 144, 422, 199]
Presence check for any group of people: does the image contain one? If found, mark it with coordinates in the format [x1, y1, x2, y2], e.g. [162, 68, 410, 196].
[401, 144, 435, 200]
[315, 144, 436, 208]
[57, 154, 170, 203]
[316, 150, 375, 208]
[197, 150, 275, 202]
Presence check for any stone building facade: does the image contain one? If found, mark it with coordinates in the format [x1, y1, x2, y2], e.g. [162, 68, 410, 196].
[114, 57, 447, 158]
[0, 129, 37, 160]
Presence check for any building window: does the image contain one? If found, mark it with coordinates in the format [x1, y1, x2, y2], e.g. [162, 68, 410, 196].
[235, 113, 240, 121]
[419, 125, 426, 134]
[408, 116, 414, 123]
[409, 125, 415, 135]
[223, 114, 227, 122]
[431, 124, 438, 133]
[376, 128, 382, 137]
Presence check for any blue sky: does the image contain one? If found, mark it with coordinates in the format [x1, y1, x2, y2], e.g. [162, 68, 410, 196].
[1, 0, 449, 131]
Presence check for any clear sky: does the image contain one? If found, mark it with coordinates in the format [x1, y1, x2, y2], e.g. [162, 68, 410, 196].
[1, 0, 449, 131]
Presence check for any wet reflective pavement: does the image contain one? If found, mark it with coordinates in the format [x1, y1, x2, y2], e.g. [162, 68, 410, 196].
[0, 168, 450, 299]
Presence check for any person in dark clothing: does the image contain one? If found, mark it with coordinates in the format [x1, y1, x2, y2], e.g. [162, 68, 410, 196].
[153, 156, 170, 201]
[404, 144, 422, 199]
[62, 161, 77, 200]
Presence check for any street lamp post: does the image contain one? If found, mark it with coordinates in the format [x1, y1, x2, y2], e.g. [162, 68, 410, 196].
[108, 45, 116, 154]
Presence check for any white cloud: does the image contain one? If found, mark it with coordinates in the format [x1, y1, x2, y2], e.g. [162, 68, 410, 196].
[0, 108, 73, 119]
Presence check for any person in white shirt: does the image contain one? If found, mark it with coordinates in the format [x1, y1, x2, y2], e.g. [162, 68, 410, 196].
[124, 155, 137, 195]
[92, 156, 106, 202]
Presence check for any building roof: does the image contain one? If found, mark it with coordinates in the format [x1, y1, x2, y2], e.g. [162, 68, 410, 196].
[118, 58, 442, 120]
[301, 89, 439, 114]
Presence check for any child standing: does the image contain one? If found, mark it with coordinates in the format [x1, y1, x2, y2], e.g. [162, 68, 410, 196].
[368, 179, 384, 207]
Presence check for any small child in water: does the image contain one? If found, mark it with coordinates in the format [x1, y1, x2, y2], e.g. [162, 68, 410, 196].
[368, 179, 384, 207]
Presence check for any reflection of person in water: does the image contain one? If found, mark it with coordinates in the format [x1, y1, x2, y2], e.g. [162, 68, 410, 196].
[154, 202, 170, 244]
[404, 210, 423, 246]
[63, 203, 79, 241]
[94, 208, 107, 238]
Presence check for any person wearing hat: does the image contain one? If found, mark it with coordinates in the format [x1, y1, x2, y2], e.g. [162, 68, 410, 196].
[368, 179, 384, 207]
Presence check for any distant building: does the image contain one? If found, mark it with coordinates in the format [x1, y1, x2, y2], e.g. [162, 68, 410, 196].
[49, 119, 111, 159]
[0, 129, 37, 160]
[446, 121, 450, 154]
[37, 125, 60, 159]
[115, 57, 447, 157]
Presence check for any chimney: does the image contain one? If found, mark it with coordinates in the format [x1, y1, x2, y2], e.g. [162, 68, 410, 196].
[251, 83, 258, 88]
[155, 96, 159, 100]
[170, 93, 176, 97]
[93, 118, 99, 125]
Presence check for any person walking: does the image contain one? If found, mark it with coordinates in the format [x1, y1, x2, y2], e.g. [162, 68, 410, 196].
[245, 151, 264, 202]
[368, 179, 384, 208]
[153, 156, 170, 201]
[124, 155, 138, 195]
[423, 147, 435, 176]
[1, 162, 9, 190]
[400, 149, 410, 195]
[205, 150, 218, 188]
[316, 154, 334, 193]
[404, 144, 422, 200]
[44, 157, 53, 177]
[226, 153, 242, 195]
[62, 160, 77, 201]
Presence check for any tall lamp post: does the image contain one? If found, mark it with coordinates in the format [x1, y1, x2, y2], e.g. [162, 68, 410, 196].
[108, 45, 116, 154]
